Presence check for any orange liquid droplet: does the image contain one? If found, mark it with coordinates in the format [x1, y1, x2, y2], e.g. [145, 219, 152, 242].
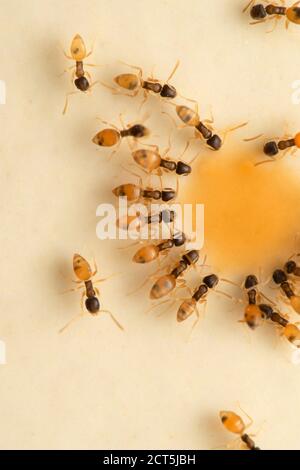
[180, 146, 300, 275]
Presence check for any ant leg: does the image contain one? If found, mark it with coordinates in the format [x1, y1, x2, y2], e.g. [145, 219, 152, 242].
[93, 273, 120, 284]
[166, 60, 180, 83]
[62, 91, 80, 115]
[237, 403, 254, 430]
[100, 309, 124, 331]
[243, 133, 264, 142]
[59, 292, 86, 333]
[59, 65, 75, 77]
[96, 116, 119, 131]
[119, 60, 143, 77]
[85, 39, 95, 58]
[266, 16, 280, 33]
[222, 121, 248, 144]
[242, 0, 255, 13]
[61, 44, 73, 60]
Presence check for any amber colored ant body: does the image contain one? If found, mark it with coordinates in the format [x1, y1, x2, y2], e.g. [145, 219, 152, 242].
[220, 410, 260, 450]
[133, 232, 186, 264]
[112, 182, 177, 203]
[117, 209, 175, 231]
[259, 304, 300, 347]
[272, 269, 300, 314]
[60, 254, 123, 333]
[176, 274, 219, 323]
[244, 1, 300, 30]
[62, 35, 99, 114]
[149, 250, 199, 300]
[102, 61, 180, 103]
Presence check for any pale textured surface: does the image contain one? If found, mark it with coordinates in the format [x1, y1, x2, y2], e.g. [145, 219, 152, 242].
[1, 0, 300, 450]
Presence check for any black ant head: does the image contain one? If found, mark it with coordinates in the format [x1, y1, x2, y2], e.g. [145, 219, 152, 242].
[273, 269, 287, 285]
[207, 134, 222, 151]
[176, 161, 192, 176]
[129, 124, 149, 138]
[173, 231, 186, 247]
[244, 275, 258, 289]
[162, 188, 176, 202]
[160, 84, 177, 99]
[85, 296, 100, 314]
[74, 76, 90, 91]
[285, 260, 297, 274]
[250, 4, 267, 19]
[161, 209, 175, 223]
[203, 274, 219, 289]
[264, 141, 279, 157]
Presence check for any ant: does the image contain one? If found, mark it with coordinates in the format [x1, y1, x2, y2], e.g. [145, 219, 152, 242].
[131, 143, 192, 177]
[272, 268, 300, 314]
[219, 409, 260, 450]
[61, 34, 99, 114]
[285, 259, 300, 277]
[92, 116, 150, 157]
[244, 1, 300, 31]
[177, 274, 221, 324]
[101, 61, 181, 106]
[259, 304, 300, 347]
[167, 103, 247, 151]
[112, 178, 178, 203]
[60, 254, 123, 333]
[117, 209, 175, 231]
[132, 232, 186, 264]
[149, 250, 200, 300]
[242, 275, 270, 329]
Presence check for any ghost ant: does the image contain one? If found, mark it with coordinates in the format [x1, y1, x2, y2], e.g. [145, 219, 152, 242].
[101, 60, 182, 107]
[132, 232, 187, 264]
[259, 304, 300, 347]
[59, 254, 123, 333]
[92, 115, 150, 158]
[112, 173, 178, 204]
[243, 1, 300, 32]
[219, 408, 261, 450]
[61, 34, 100, 114]
[117, 208, 175, 231]
[272, 268, 300, 314]
[176, 274, 234, 325]
[165, 102, 247, 151]
[149, 250, 200, 300]
[131, 142, 193, 177]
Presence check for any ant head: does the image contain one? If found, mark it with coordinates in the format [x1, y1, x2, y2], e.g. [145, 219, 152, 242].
[263, 141, 279, 157]
[85, 296, 100, 314]
[273, 269, 287, 285]
[285, 260, 297, 274]
[244, 275, 258, 289]
[75, 76, 90, 91]
[176, 161, 192, 176]
[250, 4, 267, 20]
[203, 274, 219, 289]
[161, 209, 175, 223]
[129, 124, 149, 138]
[207, 134, 222, 151]
[160, 84, 177, 99]
[173, 231, 186, 247]
[162, 188, 176, 202]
